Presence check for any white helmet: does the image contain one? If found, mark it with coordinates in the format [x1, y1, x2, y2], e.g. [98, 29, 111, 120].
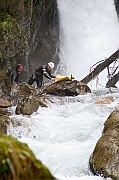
[48, 62, 54, 69]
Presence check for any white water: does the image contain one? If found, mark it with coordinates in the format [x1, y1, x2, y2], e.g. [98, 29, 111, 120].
[56, 0, 119, 87]
[8, 89, 119, 180]
[7, 0, 119, 180]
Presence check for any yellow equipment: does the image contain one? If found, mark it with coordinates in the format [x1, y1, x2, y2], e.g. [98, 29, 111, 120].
[55, 74, 74, 82]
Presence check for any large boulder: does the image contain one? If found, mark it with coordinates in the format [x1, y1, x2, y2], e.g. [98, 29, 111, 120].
[0, 133, 56, 180]
[11, 83, 40, 98]
[15, 96, 40, 115]
[103, 110, 119, 134]
[11, 83, 53, 115]
[89, 109, 119, 180]
[43, 80, 91, 96]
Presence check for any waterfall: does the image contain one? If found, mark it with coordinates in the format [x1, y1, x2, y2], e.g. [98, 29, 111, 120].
[6, 2, 119, 180]
[56, 0, 119, 86]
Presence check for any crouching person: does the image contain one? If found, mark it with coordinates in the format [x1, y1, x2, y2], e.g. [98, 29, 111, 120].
[28, 62, 55, 89]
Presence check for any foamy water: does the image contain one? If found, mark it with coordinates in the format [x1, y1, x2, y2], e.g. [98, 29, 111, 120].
[56, 0, 119, 86]
[8, 88, 119, 180]
[7, 0, 119, 179]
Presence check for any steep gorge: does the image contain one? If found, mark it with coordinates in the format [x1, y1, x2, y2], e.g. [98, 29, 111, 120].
[0, 0, 119, 82]
[0, 0, 59, 82]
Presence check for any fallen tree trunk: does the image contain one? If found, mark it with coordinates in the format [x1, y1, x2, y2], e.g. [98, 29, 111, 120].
[80, 50, 119, 84]
[106, 72, 119, 88]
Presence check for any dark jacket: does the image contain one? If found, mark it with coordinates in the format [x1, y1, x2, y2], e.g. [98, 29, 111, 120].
[11, 64, 23, 82]
[35, 65, 55, 80]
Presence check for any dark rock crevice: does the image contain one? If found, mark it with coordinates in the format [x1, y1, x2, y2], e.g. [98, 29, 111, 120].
[0, 0, 59, 83]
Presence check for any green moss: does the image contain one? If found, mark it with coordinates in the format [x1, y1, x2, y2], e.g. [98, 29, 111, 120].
[0, 133, 55, 180]
[37, 0, 41, 4]
[31, 12, 36, 21]
[1, 21, 7, 30]
[34, 0, 41, 5]
[0, 51, 2, 59]
[50, 7, 53, 14]
[0, 20, 12, 31]
[0, 71, 6, 80]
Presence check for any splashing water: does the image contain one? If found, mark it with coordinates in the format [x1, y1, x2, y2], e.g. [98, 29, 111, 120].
[8, 89, 119, 180]
[7, 0, 119, 180]
[56, 0, 119, 87]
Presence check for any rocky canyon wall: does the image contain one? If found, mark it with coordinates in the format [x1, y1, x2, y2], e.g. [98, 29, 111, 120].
[0, 0, 119, 82]
[0, 0, 59, 82]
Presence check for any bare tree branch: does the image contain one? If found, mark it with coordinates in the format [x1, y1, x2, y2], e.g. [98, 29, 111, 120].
[80, 50, 119, 84]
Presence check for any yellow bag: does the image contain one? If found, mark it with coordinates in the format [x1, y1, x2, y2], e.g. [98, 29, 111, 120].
[55, 74, 74, 82]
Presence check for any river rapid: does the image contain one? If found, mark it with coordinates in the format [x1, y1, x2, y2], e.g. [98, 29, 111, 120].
[7, 0, 119, 179]
[7, 88, 119, 180]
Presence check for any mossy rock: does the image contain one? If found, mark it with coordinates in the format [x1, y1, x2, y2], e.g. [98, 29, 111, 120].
[0, 133, 56, 180]
[89, 123, 119, 179]
[0, 108, 11, 116]
[0, 115, 10, 134]
[0, 72, 12, 97]
[16, 96, 40, 115]
[0, 13, 29, 76]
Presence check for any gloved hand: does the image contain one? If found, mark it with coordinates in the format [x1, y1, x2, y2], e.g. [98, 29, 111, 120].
[51, 78, 55, 82]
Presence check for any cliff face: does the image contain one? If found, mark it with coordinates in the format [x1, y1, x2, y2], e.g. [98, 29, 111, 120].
[29, 0, 59, 75]
[114, 0, 119, 16]
[0, 0, 59, 82]
[0, 0, 118, 83]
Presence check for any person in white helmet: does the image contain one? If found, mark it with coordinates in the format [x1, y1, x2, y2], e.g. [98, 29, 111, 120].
[28, 62, 56, 88]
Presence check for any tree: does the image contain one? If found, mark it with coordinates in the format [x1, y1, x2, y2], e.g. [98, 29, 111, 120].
[106, 71, 119, 88]
[80, 50, 119, 87]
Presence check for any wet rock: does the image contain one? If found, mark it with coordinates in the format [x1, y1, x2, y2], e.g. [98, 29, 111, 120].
[0, 133, 56, 180]
[35, 95, 53, 107]
[95, 95, 113, 104]
[89, 110, 119, 180]
[0, 107, 11, 134]
[11, 83, 39, 97]
[0, 108, 11, 116]
[103, 110, 119, 134]
[0, 98, 11, 108]
[11, 83, 40, 106]
[16, 96, 40, 115]
[43, 80, 91, 96]
[0, 115, 10, 134]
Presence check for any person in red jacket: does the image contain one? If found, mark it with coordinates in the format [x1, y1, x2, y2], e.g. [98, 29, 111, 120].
[28, 62, 55, 88]
[11, 64, 24, 83]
